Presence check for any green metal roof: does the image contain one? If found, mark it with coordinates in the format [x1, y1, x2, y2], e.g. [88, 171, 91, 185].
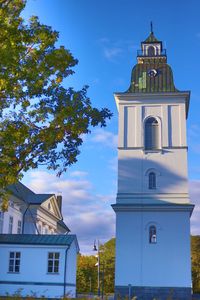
[0, 234, 77, 246]
[127, 62, 178, 93]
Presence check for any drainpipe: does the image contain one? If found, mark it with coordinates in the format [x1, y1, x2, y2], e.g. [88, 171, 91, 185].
[22, 204, 30, 234]
[63, 245, 70, 298]
[22, 203, 40, 234]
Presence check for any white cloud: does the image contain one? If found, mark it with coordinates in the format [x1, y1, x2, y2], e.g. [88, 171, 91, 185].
[104, 47, 123, 60]
[108, 156, 118, 172]
[69, 171, 88, 178]
[189, 180, 200, 235]
[188, 124, 200, 154]
[91, 128, 118, 148]
[24, 170, 115, 254]
[98, 38, 137, 62]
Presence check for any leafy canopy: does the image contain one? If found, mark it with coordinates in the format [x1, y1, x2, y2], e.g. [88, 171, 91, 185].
[0, 0, 112, 208]
[77, 238, 115, 294]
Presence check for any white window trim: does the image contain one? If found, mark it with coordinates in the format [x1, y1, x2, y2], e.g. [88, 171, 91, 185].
[47, 252, 60, 274]
[8, 251, 21, 273]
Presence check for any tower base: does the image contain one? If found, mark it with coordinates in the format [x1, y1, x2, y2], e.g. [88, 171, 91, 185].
[115, 285, 192, 300]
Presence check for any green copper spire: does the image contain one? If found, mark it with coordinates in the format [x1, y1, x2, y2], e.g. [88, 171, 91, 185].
[127, 30, 178, 93]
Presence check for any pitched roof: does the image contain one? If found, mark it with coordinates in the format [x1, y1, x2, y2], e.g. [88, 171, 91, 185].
[57, 219, 70, 232]
[7, 182, 69, 232]
[7, 182, 54, 204]
[144, 32, 160, 43]
[0, 234, 77, 247]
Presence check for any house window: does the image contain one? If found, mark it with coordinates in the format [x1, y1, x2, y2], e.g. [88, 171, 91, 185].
[9, 252, 21, 273]
[48, 203, 51, 210]
[149, 172, 156, 189]
[0, 212, 4, 233]
[8, 216, 13, 234]
[145, 117, 159, 150]
[47, 252, 60, 273]
[17, 220, 22, 234]
[149, 225, 157, 244]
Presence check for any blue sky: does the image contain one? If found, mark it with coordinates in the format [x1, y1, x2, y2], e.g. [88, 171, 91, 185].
[22, 0, 200, 253]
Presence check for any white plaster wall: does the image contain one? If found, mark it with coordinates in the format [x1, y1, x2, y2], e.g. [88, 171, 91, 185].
[118, 98, 187, 149]
[117, 148, 189, 203]
[66, 240, 78, 290]
[115, 211, 192, 287]
[0, 244, 77, 298]
[0, 204, 23, 234]
[23, 207, 60, 234]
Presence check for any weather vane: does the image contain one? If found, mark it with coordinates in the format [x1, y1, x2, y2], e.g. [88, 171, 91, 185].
[150, 21, 153, 34]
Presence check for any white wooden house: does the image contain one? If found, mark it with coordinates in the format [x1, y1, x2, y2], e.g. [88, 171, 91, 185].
[0, 181, 69, 235]
[0, 234, 79, 298]
[0, 182, 79, 298]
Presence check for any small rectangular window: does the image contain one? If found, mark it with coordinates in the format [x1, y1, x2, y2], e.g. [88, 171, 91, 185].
[8, 216, 13, 234]
[47, 252, 60, 274]
[9, 252, 21, 273]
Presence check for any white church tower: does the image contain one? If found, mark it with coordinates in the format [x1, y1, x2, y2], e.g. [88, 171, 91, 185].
[112, 28, 194, 300]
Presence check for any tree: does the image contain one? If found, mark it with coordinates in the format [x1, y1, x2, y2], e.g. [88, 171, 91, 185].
[100, 238, 115, 293]
[76, 239, 115, 295]
[191, 236, 200, 293]
[76, 254, 98, 293]
[0, 0, 112, 209]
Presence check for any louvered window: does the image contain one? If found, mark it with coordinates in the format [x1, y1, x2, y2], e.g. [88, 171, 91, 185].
[149, 225, 157, 244]
[148, 46, 155, 56]
[145, 117, 159, 150]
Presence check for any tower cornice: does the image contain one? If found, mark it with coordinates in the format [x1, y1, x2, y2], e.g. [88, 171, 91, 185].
[112, 203, 194, 216]
[114, 91, 190, 118]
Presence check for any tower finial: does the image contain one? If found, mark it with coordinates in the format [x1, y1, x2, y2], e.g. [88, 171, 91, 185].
[150, 21, 153, 34]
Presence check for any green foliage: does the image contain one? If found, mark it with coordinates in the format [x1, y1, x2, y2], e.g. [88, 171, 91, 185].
[100, 238, 115, 293]
[76, 254, 98, 293]
[191, 236, 200, 293]
[77, 238, 115, 294]
[0, 0, 112, 206]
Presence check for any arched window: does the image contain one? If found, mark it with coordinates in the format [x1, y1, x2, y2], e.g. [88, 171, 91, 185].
[148, 46, 155, 56]
[145, 117, 159, 150]
[149, 225, 157, 244]
[149, 172, 156, 189]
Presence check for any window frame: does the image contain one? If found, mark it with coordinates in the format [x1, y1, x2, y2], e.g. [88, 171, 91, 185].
[47, 252, 60, 274]
[8, 251, 21, 273]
